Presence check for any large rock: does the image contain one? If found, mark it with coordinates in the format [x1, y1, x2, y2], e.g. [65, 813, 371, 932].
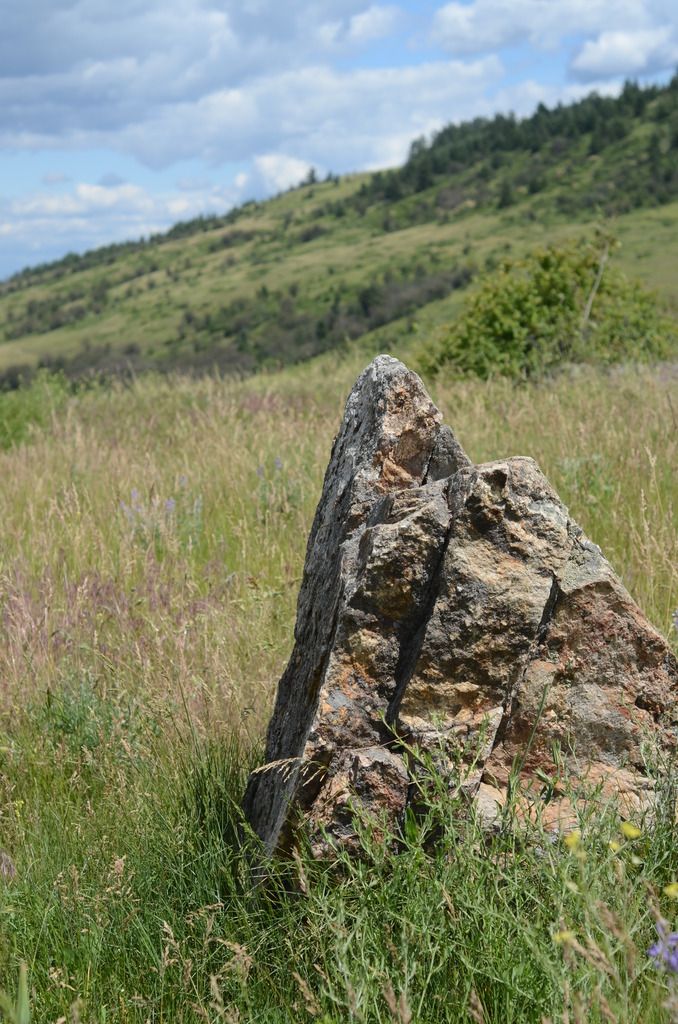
[243, 356, 678, 855]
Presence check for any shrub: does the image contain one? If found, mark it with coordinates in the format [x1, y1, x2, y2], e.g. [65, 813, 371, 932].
[418, 234, 678, 379]
[0, 370, 70, 449]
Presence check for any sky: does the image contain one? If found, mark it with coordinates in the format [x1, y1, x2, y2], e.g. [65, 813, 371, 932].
[1, 0, 677, 280]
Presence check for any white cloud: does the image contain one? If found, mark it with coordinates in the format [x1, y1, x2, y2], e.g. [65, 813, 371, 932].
[77, 182, 155, 211]
[5, 179, 238, 236]
[315, 21, 343, 47]
[489, 76, 622, 118]
[166, 196, 196, 217]
[0, 2, 411, 162]
[113, 57, 503, 172]
[0, 174, 249, 275]
[571, 26, 678, 78]
[3, 2, 671, 177]
[432, 0, 664, 55]
[348, 5, 400, 43]
[11, 182, 153, 218]
[0, 1, 393, 96]
[253, 154, 314, 192]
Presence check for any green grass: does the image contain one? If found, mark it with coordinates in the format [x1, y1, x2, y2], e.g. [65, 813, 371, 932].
[0, 357, 676, 1021]
[2, 721, 678, 1023]
[0, 370, 71, 450]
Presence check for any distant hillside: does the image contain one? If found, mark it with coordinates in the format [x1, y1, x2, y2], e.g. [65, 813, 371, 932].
[362, 75, 678, 217]
[1, 75, 677, 386]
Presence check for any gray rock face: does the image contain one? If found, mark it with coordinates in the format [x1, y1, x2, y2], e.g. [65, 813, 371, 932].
[243, 356, 678, 855]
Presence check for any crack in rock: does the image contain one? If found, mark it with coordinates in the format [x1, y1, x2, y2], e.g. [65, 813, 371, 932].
[243, 356, 678, 856]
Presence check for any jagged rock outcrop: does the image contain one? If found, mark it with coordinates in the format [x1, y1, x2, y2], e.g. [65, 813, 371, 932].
[243, 356, 678, 855]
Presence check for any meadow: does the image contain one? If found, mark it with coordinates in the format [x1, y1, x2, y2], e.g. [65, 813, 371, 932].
[0, 352, 676, 1022]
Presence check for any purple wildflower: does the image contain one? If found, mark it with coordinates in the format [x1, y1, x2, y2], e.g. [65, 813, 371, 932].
[165, 497, 176, 514]
[256, 465, 265, 479]
[648, 921, 678, 973]
[274, 456, 283, 471]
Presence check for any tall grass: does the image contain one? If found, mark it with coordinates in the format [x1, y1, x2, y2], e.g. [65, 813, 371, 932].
[0, 357, 676, 1021]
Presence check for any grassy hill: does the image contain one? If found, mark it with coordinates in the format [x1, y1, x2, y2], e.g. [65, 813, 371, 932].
[1, 76, 678, 385]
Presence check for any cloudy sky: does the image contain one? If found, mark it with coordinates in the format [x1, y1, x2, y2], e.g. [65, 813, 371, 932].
[1, 0, 677, 279]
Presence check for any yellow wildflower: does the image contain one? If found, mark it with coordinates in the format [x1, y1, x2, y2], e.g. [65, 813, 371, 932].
[620, 822, 641, 840]
[663, 883, 678, 899]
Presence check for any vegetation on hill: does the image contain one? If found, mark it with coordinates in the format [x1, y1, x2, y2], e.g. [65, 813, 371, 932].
[418, 234, 678, 378]
[363, 75, 678, 216]
[1, 76, 678, 386]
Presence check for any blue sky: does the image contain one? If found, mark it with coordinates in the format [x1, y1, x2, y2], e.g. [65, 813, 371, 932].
[1, 0, 677, 280]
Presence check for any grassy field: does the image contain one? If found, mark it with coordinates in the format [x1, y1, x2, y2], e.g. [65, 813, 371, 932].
[0, 355, 676, 1021]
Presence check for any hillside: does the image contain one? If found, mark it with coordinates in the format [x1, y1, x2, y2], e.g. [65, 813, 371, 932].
[1, 76, 678, 385]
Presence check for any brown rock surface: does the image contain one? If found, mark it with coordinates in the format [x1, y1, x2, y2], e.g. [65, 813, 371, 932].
[243, 356, 678, 854]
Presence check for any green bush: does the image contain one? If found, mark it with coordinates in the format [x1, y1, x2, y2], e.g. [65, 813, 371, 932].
[0, 371, 70, 450]
[418, 235, 678, 379]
